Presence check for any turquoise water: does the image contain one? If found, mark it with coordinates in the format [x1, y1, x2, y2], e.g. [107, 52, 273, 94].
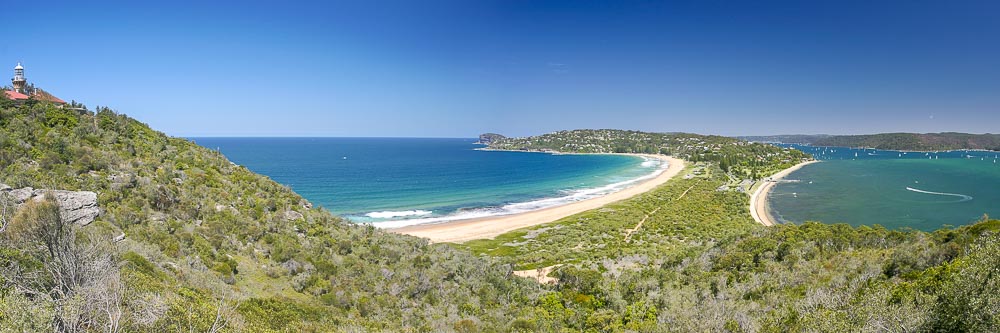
[770, 145, 1000, 231]
[191, 138, 664, 227]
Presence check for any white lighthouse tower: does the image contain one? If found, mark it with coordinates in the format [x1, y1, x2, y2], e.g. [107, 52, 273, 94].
[11, 62, 26, 93]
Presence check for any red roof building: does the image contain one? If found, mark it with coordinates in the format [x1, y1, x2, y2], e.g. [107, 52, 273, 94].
[32, 89, 66, 104]
[5, 63, 67, 105]
[4, 90, 29, 100]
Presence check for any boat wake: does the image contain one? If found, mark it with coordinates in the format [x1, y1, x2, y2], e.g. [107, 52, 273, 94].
[905, 187, 973, 203]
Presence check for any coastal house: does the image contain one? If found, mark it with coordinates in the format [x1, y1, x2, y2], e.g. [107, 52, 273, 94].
[3, 62, 66, 106]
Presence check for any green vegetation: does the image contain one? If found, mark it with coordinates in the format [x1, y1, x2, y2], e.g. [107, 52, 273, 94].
[462, 163, 754, 270]
[459, 166, 1000, 331]
[814, 132, 1000, 151]
[476, 129, 999, 331]
[743, 132, 1000, 151]
[488, 129, 811, 180]
[0, 99, 544, 331]
[1, 98, 997, 332]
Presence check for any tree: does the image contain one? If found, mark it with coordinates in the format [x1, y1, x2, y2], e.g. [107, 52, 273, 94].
[927, 233, 1000, 331]
[0, 194, 126, 332]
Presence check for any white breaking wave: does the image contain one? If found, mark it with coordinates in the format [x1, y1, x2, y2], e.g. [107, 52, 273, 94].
[368, 158, 670, 229]
[365, 210, 433, 219]
[905, 187, 973, 202]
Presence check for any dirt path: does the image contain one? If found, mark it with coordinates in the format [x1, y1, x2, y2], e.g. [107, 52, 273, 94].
[624, 181, 698, 242]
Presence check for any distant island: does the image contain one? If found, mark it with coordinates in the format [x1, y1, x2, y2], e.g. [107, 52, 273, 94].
[741, 132, 1000, 151]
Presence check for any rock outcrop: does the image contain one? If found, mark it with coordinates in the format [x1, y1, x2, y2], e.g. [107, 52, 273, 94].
[477, 133, 506, 145]
[283, 210, 304, 221]
[1, 184, 100, 226]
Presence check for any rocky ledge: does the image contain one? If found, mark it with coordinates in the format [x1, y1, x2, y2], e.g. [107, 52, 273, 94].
[1, 184, 100, 226]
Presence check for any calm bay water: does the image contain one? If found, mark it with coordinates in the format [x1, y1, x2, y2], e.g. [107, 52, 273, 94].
[770, 144, 1000, 231]
[191, 138, 662, 227]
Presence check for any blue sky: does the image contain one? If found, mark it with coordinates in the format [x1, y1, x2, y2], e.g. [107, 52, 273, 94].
[4, 1, 999, 137]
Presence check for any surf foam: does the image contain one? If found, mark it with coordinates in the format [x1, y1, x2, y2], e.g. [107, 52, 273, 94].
[368, 157, 670, 228]
[365, 210, 433, 219]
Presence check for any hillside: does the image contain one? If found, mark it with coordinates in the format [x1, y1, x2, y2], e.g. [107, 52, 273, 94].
[742, 133, 1000, 151]
[0, 97, 545, 331]
[737, 134, 831, 144]
[1, 96, 998, 332]
[814, 133, 1000, 151]
[487, 129, 812, 180]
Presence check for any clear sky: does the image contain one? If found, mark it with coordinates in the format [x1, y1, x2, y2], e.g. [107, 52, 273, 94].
[4, 1, 999, 137]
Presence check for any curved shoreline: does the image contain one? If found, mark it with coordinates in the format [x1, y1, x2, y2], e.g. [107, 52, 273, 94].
[750, 160, 819, 226]
[391, 154, 686, 243]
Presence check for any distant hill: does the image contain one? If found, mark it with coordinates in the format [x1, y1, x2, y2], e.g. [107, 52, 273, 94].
[815, 133, 1000, 151]
[742, 133, 1000, 151]
[738, 134, 831, 144]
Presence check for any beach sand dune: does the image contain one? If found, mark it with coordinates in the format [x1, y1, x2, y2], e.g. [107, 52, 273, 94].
[391, 154, 686, 243]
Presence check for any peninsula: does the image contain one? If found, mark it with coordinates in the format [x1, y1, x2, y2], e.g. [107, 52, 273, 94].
[394, 129, 813, 242]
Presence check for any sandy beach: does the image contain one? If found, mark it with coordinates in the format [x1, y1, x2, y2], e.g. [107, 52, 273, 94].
[750, 160, 819, 226]
[391, 154, 686, 243]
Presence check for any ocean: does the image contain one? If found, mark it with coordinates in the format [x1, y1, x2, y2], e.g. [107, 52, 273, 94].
[190, 138, 665, 227]
[769, 144, 1000, 231]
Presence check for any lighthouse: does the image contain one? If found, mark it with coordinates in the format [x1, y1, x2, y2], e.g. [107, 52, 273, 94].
[11, 62, 26, 93]
[4, 62, 66, 105]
